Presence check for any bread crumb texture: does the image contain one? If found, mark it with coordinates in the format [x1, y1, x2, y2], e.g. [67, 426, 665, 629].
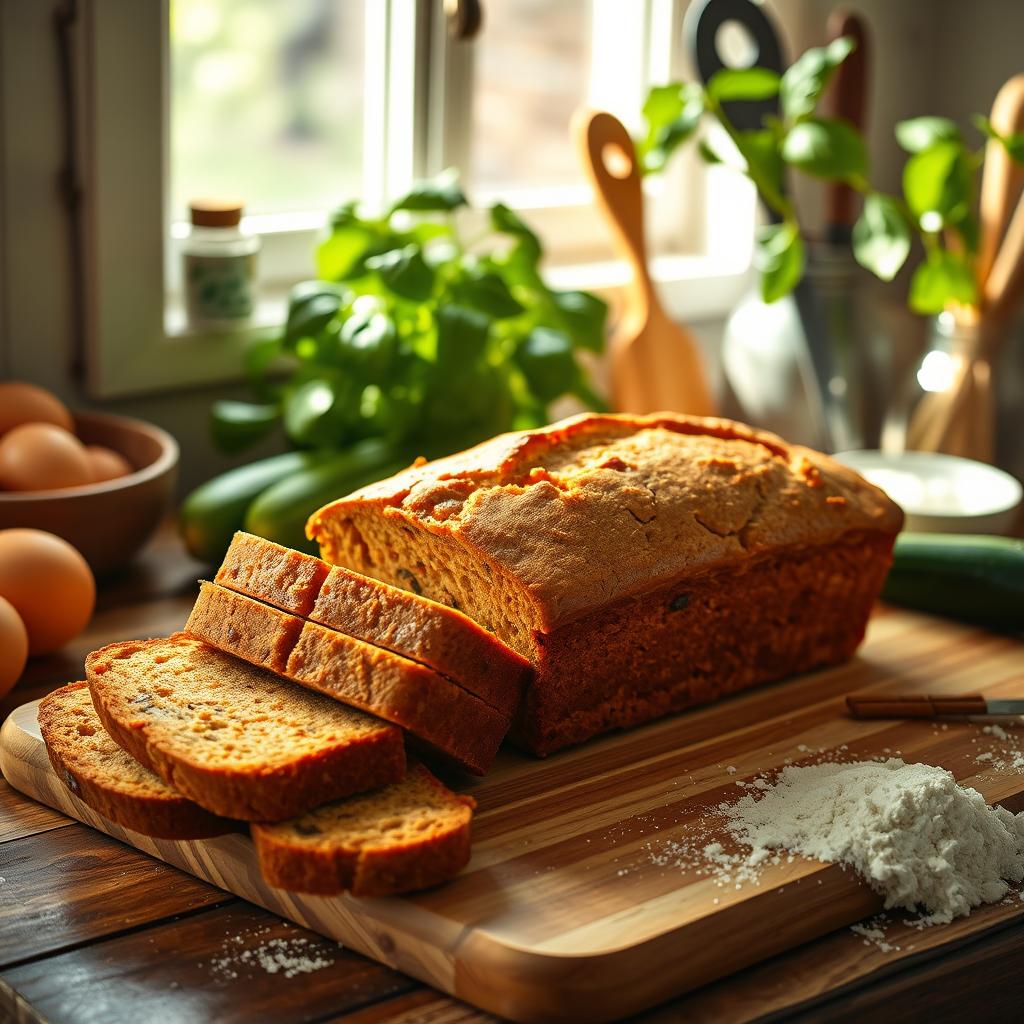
[253, 763, 475, 896]
[187, 582, 510, 775]
[214, 532, 530, 718]
[86, 634, 405, 820]
[38, 681, 234, 839]
[41, 682, 172, 796]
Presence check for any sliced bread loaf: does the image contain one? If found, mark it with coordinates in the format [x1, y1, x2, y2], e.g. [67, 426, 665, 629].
[185, 582, 509, 775]
[39, 681, 236, 840]
[86, 635, 406, 821]
[308, 411, 902, 754]
[252, 762, 475, 896]
[216, 532, 530, 716]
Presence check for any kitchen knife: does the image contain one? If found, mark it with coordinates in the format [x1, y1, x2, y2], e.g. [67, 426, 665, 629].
[685, 0, 838, 451]
[846, 694, 1023, 719]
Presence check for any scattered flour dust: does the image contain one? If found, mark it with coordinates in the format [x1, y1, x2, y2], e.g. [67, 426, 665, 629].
[203, 928, 337, 980]
[850, 918, 902, 954]
[722, 758, 1024, 925]
[973, 724, 1024, 773]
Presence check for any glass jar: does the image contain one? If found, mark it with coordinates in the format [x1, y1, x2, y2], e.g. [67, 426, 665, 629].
[720, 244, 887, 454]
[803, 244, 890, 452]
[882, 310, 999, 462]
[182, 200, 260, 330]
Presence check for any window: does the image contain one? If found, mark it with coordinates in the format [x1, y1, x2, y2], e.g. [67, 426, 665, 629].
[469, 0, 592, 195]
[80, 0, 754, 398]
[170, 0, 366, 218]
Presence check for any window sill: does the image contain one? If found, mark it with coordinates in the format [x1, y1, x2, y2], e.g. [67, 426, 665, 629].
[163, 297, 286, 343]
[131, 252, 751, 400]
[547, 253, 752, 321]
[164, 252, 751, 339]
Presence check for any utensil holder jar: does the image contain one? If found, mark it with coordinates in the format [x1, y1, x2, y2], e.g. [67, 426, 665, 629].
[882, 312, 1000, 463]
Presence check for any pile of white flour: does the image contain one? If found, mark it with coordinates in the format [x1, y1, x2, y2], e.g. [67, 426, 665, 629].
[723, 758, 1024, 924]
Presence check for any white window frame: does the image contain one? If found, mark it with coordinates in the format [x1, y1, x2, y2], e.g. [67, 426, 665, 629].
[81, 0, 753, 399]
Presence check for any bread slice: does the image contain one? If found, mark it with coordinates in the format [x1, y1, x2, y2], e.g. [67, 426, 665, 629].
[252, 762, 475, 896]
[216, 532, 530, 717]
[86, 635, 406, 821]
[38, 681, 236, 840]
[41, 683, 474, 897]
[185, 582, 509, 775]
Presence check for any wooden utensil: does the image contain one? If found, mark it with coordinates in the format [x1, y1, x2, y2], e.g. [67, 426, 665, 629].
[825, 10, 870, 245]
[982, 76, 1024, 323]
[905, 76, 1024, 463]
[985, 201, 1024, 327]
[977, 74, 1024, 291]
[573, 108, 715, 416]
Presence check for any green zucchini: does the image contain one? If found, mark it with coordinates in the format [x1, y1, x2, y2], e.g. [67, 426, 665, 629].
[180, 450, 318, 563]
[882, 533, 1024, 630]
[244, 439, 408, 553]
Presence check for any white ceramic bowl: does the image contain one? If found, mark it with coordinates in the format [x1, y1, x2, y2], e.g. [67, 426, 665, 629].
[835, 450, 1023, 535]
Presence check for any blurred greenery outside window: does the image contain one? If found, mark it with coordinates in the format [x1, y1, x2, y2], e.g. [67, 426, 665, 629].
[171, 0, 364, 218]
[167, 0, 754, 319]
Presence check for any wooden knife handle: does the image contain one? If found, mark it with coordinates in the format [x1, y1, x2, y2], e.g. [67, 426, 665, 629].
[846, 694, 988, 719]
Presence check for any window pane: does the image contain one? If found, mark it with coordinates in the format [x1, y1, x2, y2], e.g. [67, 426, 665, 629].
[470, 0, 592, 194]
[169, 0, 364, 219]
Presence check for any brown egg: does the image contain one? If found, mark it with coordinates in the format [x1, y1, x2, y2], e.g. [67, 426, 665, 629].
[0, 528, 95, 655]
[0, 381, 74, 437]
[0, 422, 93, 491]
[85, 444, 133, 483]
[0, 595, 28, 697]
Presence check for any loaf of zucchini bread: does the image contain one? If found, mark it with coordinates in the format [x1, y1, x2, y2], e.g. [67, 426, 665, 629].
[308, 413, 903, 755]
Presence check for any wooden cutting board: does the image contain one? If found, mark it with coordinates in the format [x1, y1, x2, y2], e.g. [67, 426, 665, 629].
[3, 608, 1024, 1024]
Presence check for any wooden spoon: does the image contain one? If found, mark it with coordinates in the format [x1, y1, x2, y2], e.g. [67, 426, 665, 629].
[572, 109, 715, 416]
[977, 74, 1024, 291]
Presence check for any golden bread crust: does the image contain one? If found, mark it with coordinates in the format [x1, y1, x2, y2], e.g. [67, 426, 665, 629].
[309, 412, 902, 633]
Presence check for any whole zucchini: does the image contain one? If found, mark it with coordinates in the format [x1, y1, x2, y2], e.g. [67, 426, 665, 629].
[244, 439, 409, 553]
[180, 450, 319, 563]
[882, 533, 1024, 630]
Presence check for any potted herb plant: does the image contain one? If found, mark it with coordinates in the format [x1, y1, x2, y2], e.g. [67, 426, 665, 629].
[181, 172, 608, 561]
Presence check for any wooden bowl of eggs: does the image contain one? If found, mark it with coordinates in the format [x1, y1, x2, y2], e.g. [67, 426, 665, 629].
[0, 383, 179, 574]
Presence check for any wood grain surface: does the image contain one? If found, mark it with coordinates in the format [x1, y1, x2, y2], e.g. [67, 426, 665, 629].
[1, 904, 417, 1024]
[4, 608, 1024, 1023]
[0, 823, 230, 967]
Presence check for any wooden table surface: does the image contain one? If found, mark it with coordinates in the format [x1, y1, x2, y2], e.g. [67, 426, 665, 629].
[2, 523, 1023, 1024]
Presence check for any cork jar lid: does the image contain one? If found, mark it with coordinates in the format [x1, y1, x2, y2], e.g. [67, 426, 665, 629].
[189, 199, 244, 228]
